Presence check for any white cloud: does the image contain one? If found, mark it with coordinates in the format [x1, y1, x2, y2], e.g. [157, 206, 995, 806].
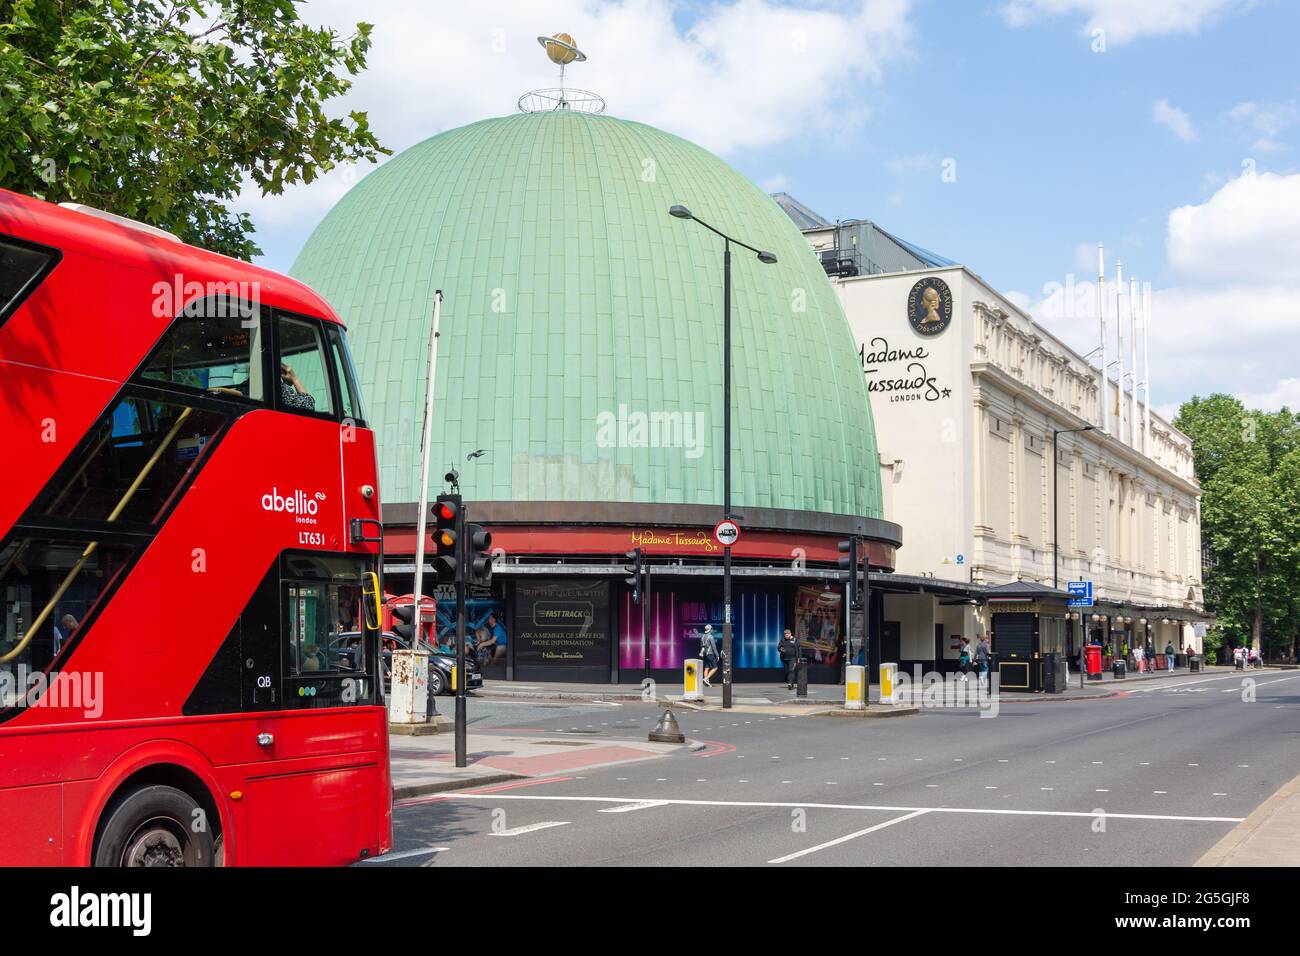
[234, 0, 913, 249]
[1024, 172, 1300, 415]
[1229, 100, 1298, 154]
[999, 0, 1252, 45]
[1167, 171, 1300, 284]
[761, 173, 789, 193]
[1238, 377, 1300, 412]
[1153, 98, 1196, 142]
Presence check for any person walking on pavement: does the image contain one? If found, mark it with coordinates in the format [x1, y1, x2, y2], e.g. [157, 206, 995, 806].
[976, 636, 990, 687]
[778, 628, 798, 690]
[1164, 640, 1176, 672]
[700, 624, 720, 687]
[958, 638, 972, 682]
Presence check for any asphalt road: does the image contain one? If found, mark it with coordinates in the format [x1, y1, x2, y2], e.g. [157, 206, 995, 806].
[379, 671, 1300, 867]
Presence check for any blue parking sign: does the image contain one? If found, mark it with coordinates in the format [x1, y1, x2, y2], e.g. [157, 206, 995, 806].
[1067, 581, 1094, 607]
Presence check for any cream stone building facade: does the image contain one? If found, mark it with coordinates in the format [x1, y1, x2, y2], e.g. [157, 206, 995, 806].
[775, 196, 1207, 675]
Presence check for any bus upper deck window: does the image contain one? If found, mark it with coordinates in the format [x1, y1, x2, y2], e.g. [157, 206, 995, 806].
[140, 296, 264, 401]
[276, 316, 335, 417]
[327, 326, 366, 424]
[0, 236, 59, 326]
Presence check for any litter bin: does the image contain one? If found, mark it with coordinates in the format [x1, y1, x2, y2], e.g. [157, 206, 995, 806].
[1085, 644, 1103, 681]
[1112, 658, 1127, 679]
[1189, 655, 1201, 673]
[1043, 652, 1066, 694]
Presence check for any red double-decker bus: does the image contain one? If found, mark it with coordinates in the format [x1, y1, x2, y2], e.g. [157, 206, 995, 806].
[0, 189, 392, 866]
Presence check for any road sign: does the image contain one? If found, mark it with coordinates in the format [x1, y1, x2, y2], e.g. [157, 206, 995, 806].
[1067, 581, 1094, 607]
[713, 519, 740, 548]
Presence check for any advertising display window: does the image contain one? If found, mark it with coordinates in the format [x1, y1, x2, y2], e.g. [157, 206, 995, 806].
[618, 583, 787, 674]
[793, 585, 843, 669]
[513, 580, 612, 681]
[435, 594, 508, 673]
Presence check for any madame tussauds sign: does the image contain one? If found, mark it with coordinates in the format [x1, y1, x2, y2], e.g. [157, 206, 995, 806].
[860, 336, 950, 404]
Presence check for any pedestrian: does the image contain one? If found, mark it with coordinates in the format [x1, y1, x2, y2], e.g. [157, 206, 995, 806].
[699, 624, 720, 687]
[778, 628, 798, 690]
[1233, 645, 1244, 670]
[976, 636, 990, 686]
[958, 638, 972, 683]
[1164, 641, 1176, 672]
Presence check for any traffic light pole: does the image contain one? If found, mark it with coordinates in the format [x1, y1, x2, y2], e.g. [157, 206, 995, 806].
[722, 240, 733, 711]
[454, 505, 467, 768]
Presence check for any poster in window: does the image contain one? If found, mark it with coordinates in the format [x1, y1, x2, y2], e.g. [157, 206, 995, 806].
[514, 580, 610, 668]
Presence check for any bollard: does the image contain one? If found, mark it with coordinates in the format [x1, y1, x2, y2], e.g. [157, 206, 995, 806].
[879, 662, 899, 705]
[796, 657, 808, 697]
[682, 658, 704, 702]
[845, 665, 866, 710]
[649, 705, 685, 743]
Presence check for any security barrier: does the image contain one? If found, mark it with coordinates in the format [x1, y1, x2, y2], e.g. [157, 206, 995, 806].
[683, 658, 704, 702]
[845, 665, 866, 709]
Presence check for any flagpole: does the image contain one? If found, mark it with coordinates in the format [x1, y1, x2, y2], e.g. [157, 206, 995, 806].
[1098, 243, 1109, 435]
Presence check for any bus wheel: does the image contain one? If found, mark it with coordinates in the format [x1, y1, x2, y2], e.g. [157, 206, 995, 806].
[94, 785, 215, 867]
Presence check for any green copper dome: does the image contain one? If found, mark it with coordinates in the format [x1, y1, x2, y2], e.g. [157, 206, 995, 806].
[291, 110, 882, 518]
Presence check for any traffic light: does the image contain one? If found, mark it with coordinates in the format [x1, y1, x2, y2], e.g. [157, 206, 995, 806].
[434, 493, 460, 583]
[466, 522, 493, 587]
[391, 603, 417, 643]
[838, 538, 859, 610]
[624, 548, 644, 604]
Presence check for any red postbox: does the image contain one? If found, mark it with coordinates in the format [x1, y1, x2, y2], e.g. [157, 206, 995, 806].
[1085, 644, 1103, 680]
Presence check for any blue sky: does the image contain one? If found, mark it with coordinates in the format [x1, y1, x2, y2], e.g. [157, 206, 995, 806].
[241, 0, 1300, 415]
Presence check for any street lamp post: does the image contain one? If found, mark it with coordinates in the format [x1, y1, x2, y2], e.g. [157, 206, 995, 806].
[669, 204, 776, 710]
[1052, 424, 1096, 590]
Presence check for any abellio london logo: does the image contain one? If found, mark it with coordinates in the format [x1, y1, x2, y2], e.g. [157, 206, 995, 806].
[260, 487, 327, 517]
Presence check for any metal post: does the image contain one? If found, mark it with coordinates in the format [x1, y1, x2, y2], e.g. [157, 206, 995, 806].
[642, 556, 650, 685]
[1052, 429, 1059, 590]
[454, 504, 467, 767]
[722, 240, 733, 710]
[409, 291, 442, 724]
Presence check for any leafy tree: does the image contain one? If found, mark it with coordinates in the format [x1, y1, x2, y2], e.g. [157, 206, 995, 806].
[0, 0, 385, 259]
[1176, 394, 1300, 662]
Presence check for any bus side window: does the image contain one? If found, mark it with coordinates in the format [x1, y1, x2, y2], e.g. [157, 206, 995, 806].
[275, 315, 335, 417]
[139, 295, 265, 401]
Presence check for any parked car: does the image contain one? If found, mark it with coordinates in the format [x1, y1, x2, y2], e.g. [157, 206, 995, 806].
[328, 631, 483, 696]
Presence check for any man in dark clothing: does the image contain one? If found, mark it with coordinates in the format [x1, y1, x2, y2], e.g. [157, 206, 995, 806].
[778, 628, 798, 690]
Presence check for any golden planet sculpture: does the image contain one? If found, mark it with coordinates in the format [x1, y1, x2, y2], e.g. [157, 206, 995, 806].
[538, 32, 586, 65]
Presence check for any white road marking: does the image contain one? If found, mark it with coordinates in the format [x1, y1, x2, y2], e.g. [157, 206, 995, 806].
[1153, 791, 1167, 794]
[1041, 787, 1054, 791]
[1096, 789, 1110, 793]
[488, 821, 570, 837]
[769, 810, 931, 864]
[600, 801, 667, 814]
[985, 786, 998, 790]
[1212, 792, 1227, 797]
[441, 793, 1248, 824]
[360, 846, 448, 863]
[1188, 763, 1199, 767]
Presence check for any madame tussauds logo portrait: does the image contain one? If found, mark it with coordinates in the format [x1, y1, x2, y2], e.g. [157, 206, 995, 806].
[907, 276, 953, 337]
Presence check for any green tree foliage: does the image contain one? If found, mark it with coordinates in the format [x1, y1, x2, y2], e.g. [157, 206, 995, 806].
[1176, 394, 1300, 661]
[0, 0, 386, 259]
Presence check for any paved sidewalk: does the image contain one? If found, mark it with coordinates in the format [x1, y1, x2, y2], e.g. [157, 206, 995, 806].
[389, 729, 692, 799]
[474, 664, 1242, 707]
[1197, 770, 1300, 866]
